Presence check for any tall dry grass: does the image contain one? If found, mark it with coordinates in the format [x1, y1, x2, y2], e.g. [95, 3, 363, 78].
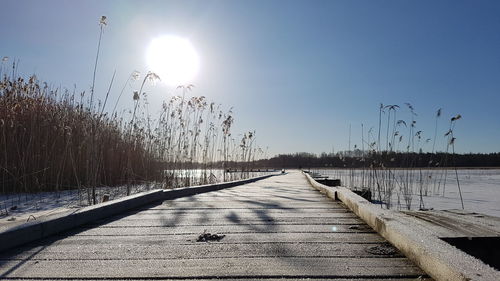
[0, 74, 160, 196]
[313, 102, 463, 211]
[0, 70, 264, 206]
[0, 17, 265, 206]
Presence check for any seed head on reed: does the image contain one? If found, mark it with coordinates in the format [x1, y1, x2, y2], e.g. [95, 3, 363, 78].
[404, 102, 413, 111]
[99, 16, 107, 26]
[131, 70, 140, 81]
[451, 114, 462, 122]
[177, 84, 195, 91]
[146, 71, 161, 84]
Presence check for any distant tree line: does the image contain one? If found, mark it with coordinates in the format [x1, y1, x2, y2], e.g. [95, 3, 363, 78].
[251, 152, 500, 169]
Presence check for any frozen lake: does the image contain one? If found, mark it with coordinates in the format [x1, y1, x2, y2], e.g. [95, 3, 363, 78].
[312, 168, 500, 218]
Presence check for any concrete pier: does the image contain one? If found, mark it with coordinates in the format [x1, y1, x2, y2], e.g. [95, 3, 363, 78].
[0, 171, 430, 280]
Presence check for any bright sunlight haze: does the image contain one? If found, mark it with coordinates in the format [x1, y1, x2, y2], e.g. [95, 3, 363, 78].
[146, 35, 200, 86]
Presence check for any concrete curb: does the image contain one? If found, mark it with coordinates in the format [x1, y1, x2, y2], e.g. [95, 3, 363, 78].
[162, 174, 276, 200]
[0, 174, 275, 253]
[303, 172, 499, 281]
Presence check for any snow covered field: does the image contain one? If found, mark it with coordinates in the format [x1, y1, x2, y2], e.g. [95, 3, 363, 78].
[314, 168, 500, 217]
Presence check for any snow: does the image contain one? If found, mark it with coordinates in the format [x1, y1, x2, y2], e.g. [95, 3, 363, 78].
[0, 183, 160, 228]
[313, 168, 500, 218]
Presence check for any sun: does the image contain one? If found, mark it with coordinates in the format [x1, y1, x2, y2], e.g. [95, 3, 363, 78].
[146, 35, 200, 86]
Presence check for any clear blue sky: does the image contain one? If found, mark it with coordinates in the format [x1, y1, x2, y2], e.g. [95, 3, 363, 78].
[1, 0, 499, 155]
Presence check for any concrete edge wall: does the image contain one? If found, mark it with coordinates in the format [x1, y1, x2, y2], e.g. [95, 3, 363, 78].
[0, 174, 275, 253]
[303, 172, 499, 281]
[162, 174, 276, 200]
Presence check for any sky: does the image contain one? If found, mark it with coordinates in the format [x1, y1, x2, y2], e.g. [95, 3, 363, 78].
[1, 0, 499, 156]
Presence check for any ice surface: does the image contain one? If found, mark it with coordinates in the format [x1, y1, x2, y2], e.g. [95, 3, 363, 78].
[313, 168, 500, 218]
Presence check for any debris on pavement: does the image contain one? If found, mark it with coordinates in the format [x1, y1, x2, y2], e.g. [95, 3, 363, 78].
[196, 229, 226, 242]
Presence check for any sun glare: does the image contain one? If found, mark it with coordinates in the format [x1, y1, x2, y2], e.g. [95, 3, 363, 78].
[146, 35, 200, 86]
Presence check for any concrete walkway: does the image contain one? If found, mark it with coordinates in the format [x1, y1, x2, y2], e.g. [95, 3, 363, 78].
[0, 171, 430, 280]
